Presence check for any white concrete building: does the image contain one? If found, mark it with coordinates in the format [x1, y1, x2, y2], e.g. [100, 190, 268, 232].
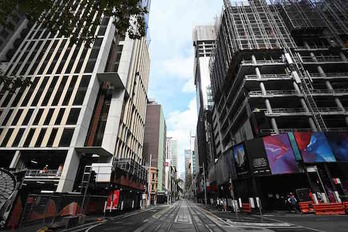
[0, 2, 150, 198]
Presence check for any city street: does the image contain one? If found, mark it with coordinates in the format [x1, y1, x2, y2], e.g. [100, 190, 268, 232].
[78, 200, 348, 232]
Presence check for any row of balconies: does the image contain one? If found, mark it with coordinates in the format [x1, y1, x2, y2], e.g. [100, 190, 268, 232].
[254, 107, 348, 116]
[248, 89, 348, 97]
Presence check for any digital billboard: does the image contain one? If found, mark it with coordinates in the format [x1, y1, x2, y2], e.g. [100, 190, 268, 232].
[326, 132, 348, 162]
[244, 138, 271, 176]
[293, 132, 336, 163]
[233, 144, 248, 176]
[263, 134, 299, 175]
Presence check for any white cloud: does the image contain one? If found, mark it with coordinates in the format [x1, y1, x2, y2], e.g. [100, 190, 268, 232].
[161, 56, 193, 80]
[182, 79, 196, 93]
[166, 98, 197, 175]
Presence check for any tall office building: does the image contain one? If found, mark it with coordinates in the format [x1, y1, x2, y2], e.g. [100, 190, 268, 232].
[143, 100, 167, 202]
[166, 137, 178, 170]
[209, 0, 348, 208]
[211, 0, 348, 151]
[193, 26, 216, 170]
[0, 1, 151, 205]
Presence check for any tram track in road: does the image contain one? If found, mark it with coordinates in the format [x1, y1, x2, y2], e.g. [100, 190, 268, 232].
[137, 200, 183, 232]
[186, 200, 228, 232]
[154, 201, 183, 232]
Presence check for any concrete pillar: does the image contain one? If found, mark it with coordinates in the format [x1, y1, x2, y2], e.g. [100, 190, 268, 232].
[56, 149, 80, 192]
[260, 82, 267, 95]
[293, 82, 301, 94]
[252, 55, 257, 65]
[335, 98, 345, 111]
[301, 99, 310, 113]
[265, 99, 273, 114]
[9, 151, 21, 169]
[271, 118, 279, 134]
[317, 66, 326, 77]
[309, 118, 318, 132]
[255, 67, 262, 79]
[325, 81, 334, 91]
[303, 41, 310, 49]
[340, 52, 347, 61]
[310, 52, 318, 62]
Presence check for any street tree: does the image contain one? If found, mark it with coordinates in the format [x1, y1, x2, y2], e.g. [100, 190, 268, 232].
[0, 0, 148, 93]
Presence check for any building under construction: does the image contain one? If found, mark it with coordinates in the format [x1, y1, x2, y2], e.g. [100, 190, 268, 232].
[209, 0, 348, 209]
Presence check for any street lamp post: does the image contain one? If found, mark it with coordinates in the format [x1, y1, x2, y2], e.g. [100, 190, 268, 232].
[147, 154, 152, 207]
[203, 163, 207, 205]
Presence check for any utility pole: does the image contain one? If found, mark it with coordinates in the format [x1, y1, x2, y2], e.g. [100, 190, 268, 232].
[203, 163, 207, 205]
[147, 154, 152, 207]
[229, 172, 238, 220]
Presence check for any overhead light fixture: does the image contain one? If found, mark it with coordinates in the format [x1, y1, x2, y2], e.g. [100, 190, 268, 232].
[92, 154, 100, 158]
[37, 181, 45, 184]
[31, 160, 38, 164]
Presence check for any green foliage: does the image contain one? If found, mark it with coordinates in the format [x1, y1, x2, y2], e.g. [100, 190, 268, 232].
[0, 0, 147, 45]
[0, 0, 147, 92]
[0, 69, 32, 93]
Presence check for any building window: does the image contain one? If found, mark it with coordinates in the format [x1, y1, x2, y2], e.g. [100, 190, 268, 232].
[1, 129, 14, 147]
[2, 109, 13, 126]
[11, 109, 23, 126]
[73, 75, 90, 105]
[66, 108, 80, 125]
[42, 76, 58, 106]
[44, 109, 54, 125]
[62, 76, 77, 105]
[52, 76, 68, 105]
[55, 108, 65, 125]
[59, 128, 74, 147]
[22, 109, 34, 125]
[23, 128, 35, 147]
[33, 109, 44, 125]
[12, 128, 25, 147]
[35, 128, 47, 147]
[47, 128, 58, 147]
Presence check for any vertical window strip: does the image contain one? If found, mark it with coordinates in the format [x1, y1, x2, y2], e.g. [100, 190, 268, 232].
[20, 40, 43, 76]
[21, 77, 40, 107]
[28, 40, 51, 75]
[41, 76, 58, 106]
[62, 76, 77, 106]
[23, 128, 35, 147]
[35, 128, 47, 147]
[47, 40, 67, 75]
[22, 109, 34, 125]
[1, 109, 13, 126]
[37, 40, 59, 75]
[31, 76, 49, 106]
[52, 76, 68, 106]
[12, 128, 25, 147]
[11, 109, 23, 126]
[47, 128, 58, 147]
[1, 128, 14, 147]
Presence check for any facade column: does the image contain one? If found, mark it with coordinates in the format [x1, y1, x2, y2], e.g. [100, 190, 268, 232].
[319, 65, 348, 125]
[271, 118, 279, 134]
[303, 41, 311, 49]
[57, 149, 81, 192]
[9, 151, 21, 169]
[310, 52, 318, 62]
[309, 118, 318, 132]
[255, 62, 279, 134]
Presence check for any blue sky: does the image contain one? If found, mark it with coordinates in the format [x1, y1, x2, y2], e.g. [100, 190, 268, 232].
[148, 1, 223, 175]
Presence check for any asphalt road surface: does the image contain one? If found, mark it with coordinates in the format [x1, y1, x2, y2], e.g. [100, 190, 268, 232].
[81, 200, 347, 232]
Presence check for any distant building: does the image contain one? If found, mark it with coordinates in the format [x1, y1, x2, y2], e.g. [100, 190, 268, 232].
[166, 137, 178, 171]
[143, 100, 167, 203]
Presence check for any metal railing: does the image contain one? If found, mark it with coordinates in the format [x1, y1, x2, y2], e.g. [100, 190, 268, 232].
[309, 72, 348, 78]
[245, 74, 291, 80]
[249, 90, 299, 96]
[241, 59, 284, 64]
[25, 169, 61, 178]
